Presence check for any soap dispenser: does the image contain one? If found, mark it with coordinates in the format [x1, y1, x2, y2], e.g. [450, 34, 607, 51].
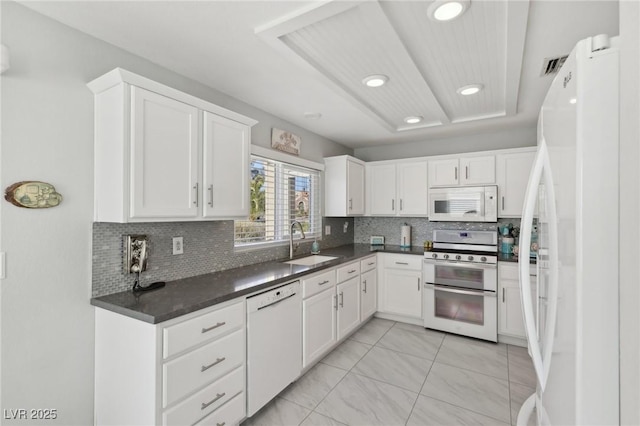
[311, 240, 320, 254]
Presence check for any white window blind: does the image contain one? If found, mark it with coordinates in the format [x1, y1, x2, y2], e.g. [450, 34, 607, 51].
[235, 155, 321, 247]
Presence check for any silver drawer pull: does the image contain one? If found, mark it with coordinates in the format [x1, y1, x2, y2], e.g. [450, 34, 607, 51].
[395, 262, 409, 265]
[201, 392, 226, 410]
[201, 357, 226, 372]
[319, 280, 330, 286]
[348, 269, 356, 273]
[202, 322, 226, 333]
[368, 262, 375, 266]
[217, 423, 226, 426]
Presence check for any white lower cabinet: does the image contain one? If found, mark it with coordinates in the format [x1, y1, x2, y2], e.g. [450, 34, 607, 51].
[94, 299, 246, 426]
[337, 276, 361, 340]
[302, 286, 337, 368]
[498, 262, 537, 340]
[378, 253, 423, 319]
[360, 255, 377, 320]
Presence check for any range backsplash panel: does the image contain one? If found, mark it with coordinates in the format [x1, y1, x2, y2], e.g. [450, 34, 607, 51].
[92, 217, 354, 297]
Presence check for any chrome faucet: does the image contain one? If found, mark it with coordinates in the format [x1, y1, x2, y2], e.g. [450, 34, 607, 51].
[289, 220, 306, 259]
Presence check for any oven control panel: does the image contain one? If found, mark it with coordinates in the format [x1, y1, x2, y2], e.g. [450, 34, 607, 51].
[425, 251, 497, 264]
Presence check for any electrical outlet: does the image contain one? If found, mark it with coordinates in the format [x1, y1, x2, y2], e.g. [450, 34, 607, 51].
[343, 221, 349, 233]
[172, 237, 184, 255]
[325, 225, 331, 235]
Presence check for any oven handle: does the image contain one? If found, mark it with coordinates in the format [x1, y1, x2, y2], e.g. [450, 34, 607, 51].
[423, 259, 497, 270]
[424, 283, 496, 297]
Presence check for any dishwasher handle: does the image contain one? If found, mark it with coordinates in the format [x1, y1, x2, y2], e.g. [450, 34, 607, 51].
[257, 292, 297, 310]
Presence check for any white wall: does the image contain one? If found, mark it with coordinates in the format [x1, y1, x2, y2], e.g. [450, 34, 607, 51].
[0, 2, 349, 424]
[353, 125, 536, 161]
[618, 1, 640, 424]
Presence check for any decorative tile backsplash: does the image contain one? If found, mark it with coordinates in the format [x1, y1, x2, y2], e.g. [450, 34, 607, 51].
[354, 217, 500, 246]
[92, 217, 353, 297]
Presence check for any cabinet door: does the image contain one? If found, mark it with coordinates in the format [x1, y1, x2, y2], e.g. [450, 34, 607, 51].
[337, 277, 361, 340]
[303, 288, 337, 368]
[130, 87, 200, 219]
[460, 155, 495, 185]
[499, 281, 525, 338]
[202, 112, 250, 218]
[347, 160, 365, 215]
[397, 161, 428, 215]
[496, 151, 535, 217]
[368, 164, 397, 215]
[360, 269, 377, 320]
[428, 159, 459, 187]
[380, 269, 422, 318]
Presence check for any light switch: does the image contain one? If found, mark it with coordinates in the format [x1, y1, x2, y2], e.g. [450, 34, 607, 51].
[172, 237, 184, 255]
[325, 225, 331, 235]
[0, 252, 5, 279]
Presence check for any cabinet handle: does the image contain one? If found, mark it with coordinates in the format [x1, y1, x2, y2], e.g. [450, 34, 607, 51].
[208, 184, 214, 207]
[368, 262, 375, 266]
[201, 392, 226, 410]
[201, 357, 226, 372]
[348, 269, 357, 274]
[400, 199, 403, 211]
[349, 198, 353, 210]
[454, 167, 458, 180]
[319, 280, 330, 286]
[503, 288, 505, 303]
[395, 262, 409, 265]
[217, 423, 226, 426]
[202, 322, 226, 333]
[466, 166, 469, 180]
[193, 183, 199, 206]
[392, 199, 395, 211]
[418, 277, 420, 291]
[363, 280, 367, 293]
[339, 291, 344, 308]
[502, 196, 505, 210]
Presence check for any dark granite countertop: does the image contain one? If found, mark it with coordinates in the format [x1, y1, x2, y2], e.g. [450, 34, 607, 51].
[498, 253, 537, 264]
[91, 244, 425, 324]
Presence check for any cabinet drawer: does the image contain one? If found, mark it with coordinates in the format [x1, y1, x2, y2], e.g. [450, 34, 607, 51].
[302, 269, 336, 299]
[163, 330, 244, 407]
[336, 261, 361, 283]
[383, 254, 422, 270]
[499, 263, 536, 280]
[163, 301, 244, 359]
[196, 392, 245, 426]
[360, 256, 377, 272]
[163, 366, 244, 425]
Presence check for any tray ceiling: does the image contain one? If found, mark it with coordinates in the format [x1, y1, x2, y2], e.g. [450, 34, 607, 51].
[257, 1, 529, 133]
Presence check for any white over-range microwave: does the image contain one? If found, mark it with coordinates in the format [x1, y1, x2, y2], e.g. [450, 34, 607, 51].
[428, 185, 498, 222]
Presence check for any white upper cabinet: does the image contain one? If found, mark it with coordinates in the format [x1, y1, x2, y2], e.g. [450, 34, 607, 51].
[367, 161, 428, 216]
[88, 68, 257, 223]
[202, 112, 250, 218]
[368, 164, 397, 215]
[429, 155, 495, 187]
[130, 87, 200, 219]
[324, 155, 365, 216]
[397, 162, 428, 215]
[496, 149, 536, 217]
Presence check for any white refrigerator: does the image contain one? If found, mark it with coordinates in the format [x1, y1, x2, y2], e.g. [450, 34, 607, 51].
[517, 35, 620, 425]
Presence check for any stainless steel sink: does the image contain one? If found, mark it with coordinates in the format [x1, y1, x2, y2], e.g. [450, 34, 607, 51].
[284, 255, 338, 266]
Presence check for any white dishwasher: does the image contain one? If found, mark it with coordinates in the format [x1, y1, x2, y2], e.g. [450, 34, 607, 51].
[246, 280, 302, 417]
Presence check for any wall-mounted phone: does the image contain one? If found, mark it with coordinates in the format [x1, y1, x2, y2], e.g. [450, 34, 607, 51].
[124, 235, 148, 274]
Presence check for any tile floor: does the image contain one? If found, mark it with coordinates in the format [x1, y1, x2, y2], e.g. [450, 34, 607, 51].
[242, 318, 536, 426]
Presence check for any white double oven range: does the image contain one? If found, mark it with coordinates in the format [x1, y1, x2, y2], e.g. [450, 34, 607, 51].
[422, 230, 498, 342]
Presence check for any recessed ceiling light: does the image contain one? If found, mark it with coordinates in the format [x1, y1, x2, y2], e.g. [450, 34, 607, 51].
[303, 112, 322, 119]
[362, 74, 389, 88]
[428, 0, 470, 22]
[404, 116, 423, 124]
[457, 84, 483, 96]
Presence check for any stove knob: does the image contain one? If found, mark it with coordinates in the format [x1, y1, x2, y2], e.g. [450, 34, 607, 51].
[443, 254, 449, 260]
[468, 256, 474, 261]
[455, 255, 461, 260]
[432, 253, 437, 259]
[481, 256, 487, 262]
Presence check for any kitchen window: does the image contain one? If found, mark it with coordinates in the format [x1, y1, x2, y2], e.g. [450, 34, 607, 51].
[234, 155, 321, 248]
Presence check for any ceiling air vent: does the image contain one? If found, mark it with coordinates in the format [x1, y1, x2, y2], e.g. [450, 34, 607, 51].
[540, 55, 568, 76]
